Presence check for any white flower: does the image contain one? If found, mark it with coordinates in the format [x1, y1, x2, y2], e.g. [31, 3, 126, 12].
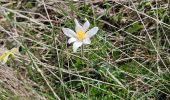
[62, 18, 98, 52]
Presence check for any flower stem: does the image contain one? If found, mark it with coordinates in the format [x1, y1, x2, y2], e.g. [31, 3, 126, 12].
[81, 45, 84, 58]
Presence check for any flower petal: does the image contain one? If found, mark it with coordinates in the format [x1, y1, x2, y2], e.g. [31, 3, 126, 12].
[83, 18, 90, 32]
[0, 52, 11, 64]
[62, 28, 76, 38]
[68, 37, 77, 44]
[74, 18, 83, 32]
[83, 38, 91, 44]
[73, 41, 82, 52]
[85, 27, 98, 38]
[10, 48, 19, 55]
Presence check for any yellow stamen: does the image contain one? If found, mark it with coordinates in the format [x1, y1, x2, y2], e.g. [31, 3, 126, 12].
[76, 30, 85, 41]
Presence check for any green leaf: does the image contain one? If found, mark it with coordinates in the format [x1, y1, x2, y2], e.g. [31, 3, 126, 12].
[127, 22, 143, 33]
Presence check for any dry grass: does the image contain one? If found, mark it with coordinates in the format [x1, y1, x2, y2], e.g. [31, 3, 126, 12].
[0, 0, 170, 99]
[0, 65, 46, 100]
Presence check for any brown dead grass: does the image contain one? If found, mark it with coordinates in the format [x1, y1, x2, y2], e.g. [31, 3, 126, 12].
[0, 65, 46, 100]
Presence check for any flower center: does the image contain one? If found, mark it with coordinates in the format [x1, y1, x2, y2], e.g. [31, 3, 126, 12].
[76, 30, 85, 41]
